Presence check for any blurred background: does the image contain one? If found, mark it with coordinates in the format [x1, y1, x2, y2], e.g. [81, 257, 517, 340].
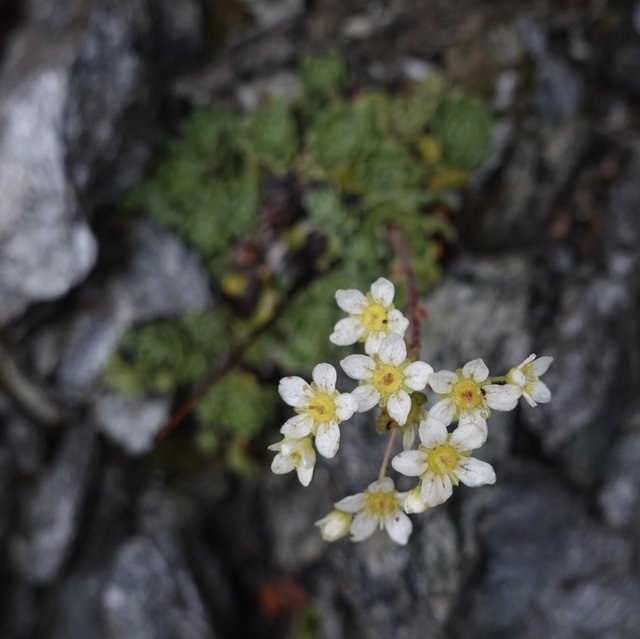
[1, 0, 640, 637]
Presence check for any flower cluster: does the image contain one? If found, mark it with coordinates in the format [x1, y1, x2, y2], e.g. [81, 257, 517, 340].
[269, 277, 553, 544]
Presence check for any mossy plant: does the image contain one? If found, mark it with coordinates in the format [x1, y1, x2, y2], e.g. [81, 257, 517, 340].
[107, 50, 494, 468]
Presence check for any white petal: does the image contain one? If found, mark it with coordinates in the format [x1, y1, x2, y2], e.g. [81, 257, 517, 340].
[330, 318, 365, 346]
[484, 384, 521, 411]
[378, 334, 407, 366]
[340, 355, 375, 380]
[532, 355, 553, 376]
[402, 424, 416, 450]
[462, 358, 489, 382]
[455, 457, 496, 486]
[278, 376, 313, 407]
[418, 418, 448, 448]
[271, 453, 295, 475]
[280, 414, 314, 438]
[315, 421, 340, 458]
[529, 380, 551, 403]
[427, 399, 456, 427]
[315, 511, 351, 541]
[404, 488, 429, 514]
[520, 353, 537, 366]
[335, 393, 358, 421]
[336, 288, 368, 313]
[509, 369, 527, 387]
[370, 277, 395, 306]
[403, 361, 433, 391]
[522, 391, 537, 407]
[300, 444, 316, 469]
[450, 414, 487, 450]
[350, 512, 378, 542]
[296, 464, 314, 486]
[312, 363, 337, 393]
[334, 492, 365, 513]
[387, 309, 409, 336]
[364, 331, 386, 356]
[384, 511, 413, 545]
[387, 390, 411, 426]
[391, 450, 428, 476]
[429, 370, 458, 394]
[421, 473, 453, 506]
[352, 385, 381, 412]
[367, 477, 395, 492]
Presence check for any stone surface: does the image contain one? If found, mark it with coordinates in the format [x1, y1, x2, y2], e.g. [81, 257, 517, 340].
[11, 424, 98, 585]
[102, 534, 215, 639]
[457, 461, 640, 639]
[30, 221, 213, 398]
[0, 0, 205, 325]
[0, 57, 97, 323]
[92, 392, 171, 455]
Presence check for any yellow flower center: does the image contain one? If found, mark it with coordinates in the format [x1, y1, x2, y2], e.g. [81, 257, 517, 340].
[365, 490, 396, 516]
[361, 303, 388, 332]
[372, 364, 404, 395]
[452, 380, 483, 409]
[306, 393, 336, 423]
[426, 444, 459, 475]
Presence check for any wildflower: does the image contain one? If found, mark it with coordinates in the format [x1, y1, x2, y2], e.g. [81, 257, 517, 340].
[315, 510, 352, 541]
[278, 363, 357, 458]
[340, 334, 433, 426]
[426, 358, 520, 443]
[333, 478, 413, 544]
[330, 277, 410, 355]
[399, 393, 428, 451]
[392, 418, 495, 507]
[268, 436, 316, 487]
[507, 353, 553, 407]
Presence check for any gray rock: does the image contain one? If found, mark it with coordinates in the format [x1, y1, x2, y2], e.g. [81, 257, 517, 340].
[11, 424, 98, 585]
[421, 255, 532, 375]
[102, 534, 215, 639]
[0, 58, 97, 324]
[316, 508, 460, 639]
[42, 572, 104, 639]
[524, 140, 640, 486]
[33, 221, 213, 398]
[458, 461, 640, 639]
[598, 404, 640, 530]
[64, 0, 205, 205]
[92, 392, 171, 455]
[534, 55, 583, 122]
[474, 119, 592, 246]
[244, 0, 305, 29]
[0, 0, 205, 325]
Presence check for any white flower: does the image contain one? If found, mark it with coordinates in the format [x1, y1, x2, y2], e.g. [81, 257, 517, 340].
[278, 363, 358, 459]
[315, 510, 352, 541]
[268, 436, 316, 486]
[330, 277, 410, 355]
[507, 353, 553, 407]
[392, 418, 496, 508]
[334, 478, 413, 545]
[340, 334, 433, 426]
[425, 358, 520, 443]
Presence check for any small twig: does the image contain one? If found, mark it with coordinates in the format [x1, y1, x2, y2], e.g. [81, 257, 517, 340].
[387, 225, 422, 358]
[378, 427, 398, 481]
[155, 298, 288, 443]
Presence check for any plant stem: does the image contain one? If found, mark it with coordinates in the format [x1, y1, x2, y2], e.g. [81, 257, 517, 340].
[155, 290, 295, 443]
[387, 225, 422, 358]
[378, 427, 398, 481]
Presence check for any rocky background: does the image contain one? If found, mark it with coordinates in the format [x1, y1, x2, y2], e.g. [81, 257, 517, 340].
[2, 0, 640, 637]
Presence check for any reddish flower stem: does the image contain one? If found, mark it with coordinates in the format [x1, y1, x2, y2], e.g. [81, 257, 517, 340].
[387, 225, 422, 358]
[378, 427, 398, 481]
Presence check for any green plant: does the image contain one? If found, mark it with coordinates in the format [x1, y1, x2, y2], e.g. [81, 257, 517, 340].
[107, 50, 494, 468]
